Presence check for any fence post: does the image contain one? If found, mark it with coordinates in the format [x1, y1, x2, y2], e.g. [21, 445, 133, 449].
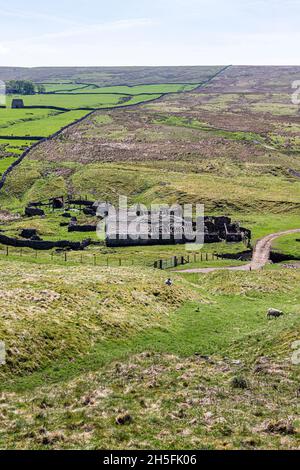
[94, 254, 96, 266]
[159, 260, 163, 270]
[201, 252, 203, 261]
[64, 252, 67, 262]
[174, 256, 178, 267]
[106, 258, 109, 267]
[6, 246, 8, 256]
[119, 258, 121, 266]
[206, 253, 208, 261]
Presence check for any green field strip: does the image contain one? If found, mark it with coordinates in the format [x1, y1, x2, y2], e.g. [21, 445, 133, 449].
[7, 93, 129, 110]
[38, 83, 93, 93]
[0, 108, 60, 130]
[0, 156, 19, 173]
[56, 83, 199, 94]
[0, 110, 90, 138]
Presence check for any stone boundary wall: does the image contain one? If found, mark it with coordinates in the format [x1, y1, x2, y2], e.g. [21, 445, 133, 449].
[0, 233, 87, 250]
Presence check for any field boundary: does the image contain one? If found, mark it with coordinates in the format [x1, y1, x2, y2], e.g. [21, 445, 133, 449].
[0, 135, 43, 140]
[0, 68, 231, 192]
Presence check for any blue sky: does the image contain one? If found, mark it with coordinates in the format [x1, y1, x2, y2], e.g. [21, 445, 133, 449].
[0, 0, 299, 66]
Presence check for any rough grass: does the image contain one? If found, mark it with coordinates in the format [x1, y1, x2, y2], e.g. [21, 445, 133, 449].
[0, 138, 36, 156]
[2, 159, 300, 214]
[0, 260, 197, 378]
[0, 264, 299, 449]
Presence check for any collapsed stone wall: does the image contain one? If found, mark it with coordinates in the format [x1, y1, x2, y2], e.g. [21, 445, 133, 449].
[0, 233, 89, 250]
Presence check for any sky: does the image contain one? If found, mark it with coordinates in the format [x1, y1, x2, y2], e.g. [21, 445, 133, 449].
[0, 0, 299, 66]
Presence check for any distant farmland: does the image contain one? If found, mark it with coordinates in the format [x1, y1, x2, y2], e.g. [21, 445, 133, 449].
[0, 79, 204, 175]
[6, 92, 163, 109]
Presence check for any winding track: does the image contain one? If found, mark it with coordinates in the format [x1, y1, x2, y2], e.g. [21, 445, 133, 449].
[175, 229, 300, 273]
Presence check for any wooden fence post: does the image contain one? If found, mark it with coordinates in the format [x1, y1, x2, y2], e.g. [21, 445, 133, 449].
[64, 252, 67, 262]
[6, 246, 8, 256]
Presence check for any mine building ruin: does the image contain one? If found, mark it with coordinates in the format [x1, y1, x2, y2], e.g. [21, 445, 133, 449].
[105, 207, 251, 248]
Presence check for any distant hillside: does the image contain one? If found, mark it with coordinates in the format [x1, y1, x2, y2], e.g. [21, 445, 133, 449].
[0, 66, 224, 86]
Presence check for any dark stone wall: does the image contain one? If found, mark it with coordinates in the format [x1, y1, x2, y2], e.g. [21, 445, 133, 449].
[68, 225, 97, 232]
[0, 233, 86, 250]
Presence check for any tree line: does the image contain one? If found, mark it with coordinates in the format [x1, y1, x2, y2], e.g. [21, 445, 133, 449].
[6, 80, 46, 95]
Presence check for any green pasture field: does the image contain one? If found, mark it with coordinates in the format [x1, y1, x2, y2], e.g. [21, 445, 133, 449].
[57, 83, 199, 94]
[0, 110, 90, 137]
[7, 93, 125, 109]
[38, 83, 94, 93]
[7, 93, 162, 110]
[0, 156, 18, 174]
[0, 108, 58, 130]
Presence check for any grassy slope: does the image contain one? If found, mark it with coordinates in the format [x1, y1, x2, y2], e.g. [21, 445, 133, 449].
[0, 261, 299, 449]
[2, 158, 300, 210]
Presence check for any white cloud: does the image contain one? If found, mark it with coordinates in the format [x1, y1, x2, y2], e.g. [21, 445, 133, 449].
[0, 44, 9, 55]
[0, 6, 82, 26]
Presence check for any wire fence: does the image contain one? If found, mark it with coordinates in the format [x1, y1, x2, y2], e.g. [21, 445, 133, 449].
[0, 244, 219, 269]
[154, 252, 218, 269]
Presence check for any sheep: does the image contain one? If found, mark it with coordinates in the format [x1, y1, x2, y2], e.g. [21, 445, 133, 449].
[267, 308, 284, 319]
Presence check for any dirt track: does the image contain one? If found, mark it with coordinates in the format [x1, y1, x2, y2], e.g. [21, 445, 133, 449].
[175, 229, 300, 274]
